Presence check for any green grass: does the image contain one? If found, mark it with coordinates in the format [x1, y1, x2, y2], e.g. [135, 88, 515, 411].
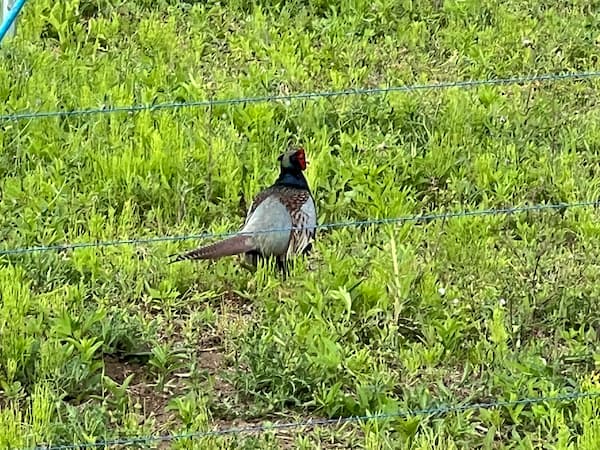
[2, 0, 600, 448]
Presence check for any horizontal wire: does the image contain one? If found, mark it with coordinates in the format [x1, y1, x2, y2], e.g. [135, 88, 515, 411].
[29, 391, 600, 450]
[1, 200, 598, 257]
[2, 71, 600, 122]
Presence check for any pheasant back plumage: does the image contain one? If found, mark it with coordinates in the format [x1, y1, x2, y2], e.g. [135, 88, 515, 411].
[244, 185, 317, 259]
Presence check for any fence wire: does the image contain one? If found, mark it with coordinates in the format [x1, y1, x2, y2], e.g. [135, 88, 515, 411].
[1, 71, 599, 122]
[28, 391, 600, 450]
[1, 200, 598, 257]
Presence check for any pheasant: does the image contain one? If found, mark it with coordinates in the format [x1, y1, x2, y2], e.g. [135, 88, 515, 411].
[171, 146, 317, 271]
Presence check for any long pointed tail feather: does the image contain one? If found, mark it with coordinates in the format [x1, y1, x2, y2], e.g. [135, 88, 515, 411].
[170, 235, 255, 263]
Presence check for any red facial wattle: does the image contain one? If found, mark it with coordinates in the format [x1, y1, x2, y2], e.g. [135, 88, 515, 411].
[296, 149, 307, 170]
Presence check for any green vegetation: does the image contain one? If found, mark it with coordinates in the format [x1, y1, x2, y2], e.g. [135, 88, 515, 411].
[2, 0, 600, 447]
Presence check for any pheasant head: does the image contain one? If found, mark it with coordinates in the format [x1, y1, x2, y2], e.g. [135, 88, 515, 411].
[279, 146, 307, 171]
[275, 147, 309, 189]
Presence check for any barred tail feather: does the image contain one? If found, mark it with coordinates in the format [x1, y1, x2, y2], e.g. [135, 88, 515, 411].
[170, 235, 255, 263]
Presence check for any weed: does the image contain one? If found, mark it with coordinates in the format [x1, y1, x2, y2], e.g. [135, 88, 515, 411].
[1, 0, 600, 447]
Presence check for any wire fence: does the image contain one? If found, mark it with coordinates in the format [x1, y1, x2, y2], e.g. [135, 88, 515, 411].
[27, 391, 600, 450]
[4, 10, 600, 450]
[2, 71, 600, 122]
[1, 200, 598, 257]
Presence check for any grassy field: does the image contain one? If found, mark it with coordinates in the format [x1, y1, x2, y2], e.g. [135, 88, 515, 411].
[2, 0, 600, 448]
